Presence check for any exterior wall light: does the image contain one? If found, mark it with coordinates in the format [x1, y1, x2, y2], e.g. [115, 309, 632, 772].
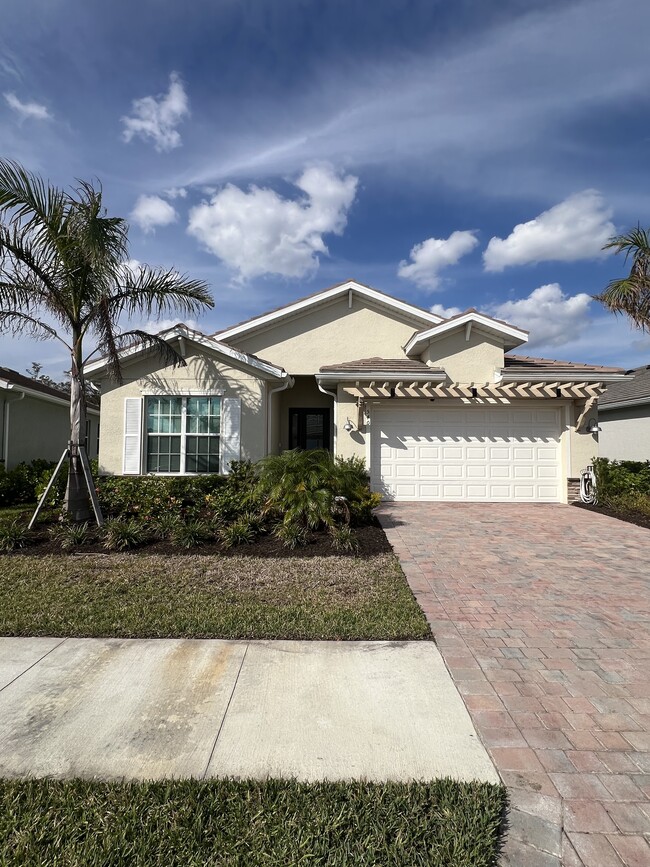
[343, 418, 354, 432]
[586, 419, 602, 434]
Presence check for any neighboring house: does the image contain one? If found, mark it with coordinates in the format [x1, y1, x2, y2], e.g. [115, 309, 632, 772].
[0, 367, 100, 470]
[598, 365, 650, 461]
[85, 280, 625, 503]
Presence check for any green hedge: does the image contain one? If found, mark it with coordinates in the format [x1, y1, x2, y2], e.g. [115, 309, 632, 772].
[95, 462, 254, 522]
[0, 460, 55, 507]
[593, 457, 650, 498]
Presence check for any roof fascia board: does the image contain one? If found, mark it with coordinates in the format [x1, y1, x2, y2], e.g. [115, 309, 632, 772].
[405, 313, 528, 355]
[502, 372, 626, 383]
[84, 327, 286, 380]
[217, 281, 443, 342]
[599, 397, 650, 411]
[317, 371, 446, 383]
[0, 378, 98, 410]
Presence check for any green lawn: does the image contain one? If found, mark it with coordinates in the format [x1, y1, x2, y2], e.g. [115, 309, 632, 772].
[0, 552, 431, 640]
[0, 778, 506, 867]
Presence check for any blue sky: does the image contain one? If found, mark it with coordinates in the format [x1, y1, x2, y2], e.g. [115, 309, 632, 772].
[2, 0, 650, 377]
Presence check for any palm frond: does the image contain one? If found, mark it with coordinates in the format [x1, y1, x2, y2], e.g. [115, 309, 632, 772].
[0, 223, 66, 311]
[597, 226, 650, 330]
[96, 329, 186, 384]
[602, 226, 650, 264]
[0, 311, 71, 347]
[0, 158, 67, 241]
[99, 263, 213, 321]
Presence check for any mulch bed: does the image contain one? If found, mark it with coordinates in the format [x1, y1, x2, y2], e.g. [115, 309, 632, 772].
[572, 501, 650, 531]
[5, 520, 393, 558]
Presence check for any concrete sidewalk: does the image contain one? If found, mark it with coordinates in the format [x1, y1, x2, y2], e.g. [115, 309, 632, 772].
[0, 637, 498, 784]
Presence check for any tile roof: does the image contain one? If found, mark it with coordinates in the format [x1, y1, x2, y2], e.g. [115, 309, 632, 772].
[503, 355, 625, 375]
[319, 357, 444, 374]
[599, 364, 650, 407]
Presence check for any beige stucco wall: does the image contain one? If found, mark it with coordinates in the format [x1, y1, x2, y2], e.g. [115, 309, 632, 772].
[566, 401, 599, 478]
[422, 329, 504, 382]
[1, 394, 99, 469]
[275, 376, 333, 452]
[334, 386, 365, 461]
[231, 296, 427, 374]
[96, 348, 267, 475]
[598, 406, 650, 461]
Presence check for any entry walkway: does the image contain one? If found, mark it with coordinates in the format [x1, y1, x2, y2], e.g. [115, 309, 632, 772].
[380, 503, 650, 867]
[0, 637, 497, 784]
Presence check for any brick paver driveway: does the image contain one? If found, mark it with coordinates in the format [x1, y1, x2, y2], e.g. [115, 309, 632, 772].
[379, 504, 650, 867]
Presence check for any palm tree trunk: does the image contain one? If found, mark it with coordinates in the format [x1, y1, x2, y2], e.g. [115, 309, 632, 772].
[64, 336, 92, 521]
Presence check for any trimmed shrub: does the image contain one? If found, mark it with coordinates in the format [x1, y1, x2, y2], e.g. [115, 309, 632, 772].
[593, 458, 650, 498]
[219, 514, 259, 549]
[210, 461, 261, 525]
[96, 474, 223, 521]
[49, 521, 92, 551]
[102, 519, 148, 551]
[0, 520, 31, 553]
[330, 525, 360, 554]
[150, 513, 182, 541]
[0, 459, 56, 506]
[604, 491, 650, 518]
[170, 520, 213, 550]
[96, 470, 253, 523]
[274, 520, 309, 550]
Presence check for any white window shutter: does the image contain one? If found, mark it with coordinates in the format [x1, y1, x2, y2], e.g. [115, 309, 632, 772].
[220, 397, 241, 475]
[123, 397, 143, 474]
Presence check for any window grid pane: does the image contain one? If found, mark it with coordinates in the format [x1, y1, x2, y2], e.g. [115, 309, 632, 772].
[147, 397, 182, 434]
[186, 435, 220, 473]
[186, 397, 220, 435]
[146, 434, 181, 473]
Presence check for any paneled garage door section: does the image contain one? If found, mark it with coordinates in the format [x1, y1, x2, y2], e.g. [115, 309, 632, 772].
[371, 407, 562, 502]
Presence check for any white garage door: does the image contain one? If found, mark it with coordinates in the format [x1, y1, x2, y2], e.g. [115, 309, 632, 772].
[371, 406, 562, 502]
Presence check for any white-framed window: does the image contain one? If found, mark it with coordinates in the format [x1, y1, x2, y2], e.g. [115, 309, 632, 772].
[145, 396, 221, 474]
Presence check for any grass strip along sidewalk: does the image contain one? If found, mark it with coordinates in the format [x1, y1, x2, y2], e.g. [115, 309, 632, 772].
[0, 778, 506, 867]
[0, 553, 430, 640]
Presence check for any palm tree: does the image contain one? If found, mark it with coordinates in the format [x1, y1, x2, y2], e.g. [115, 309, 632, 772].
[595, 227, 650, 329]
[0, 159, 214, 520]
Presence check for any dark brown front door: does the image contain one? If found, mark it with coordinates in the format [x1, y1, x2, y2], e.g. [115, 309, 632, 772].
[289, 408, 331, 450]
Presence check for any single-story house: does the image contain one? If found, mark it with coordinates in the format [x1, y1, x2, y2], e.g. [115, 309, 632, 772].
[0, 367, 100, 470]
[598, 364, 650, 461]
[85, 280, 626, 503]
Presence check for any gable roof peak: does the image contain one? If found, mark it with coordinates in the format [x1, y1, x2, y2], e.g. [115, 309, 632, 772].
[405, 309, 529, 356]
[214, 280, 443, 342]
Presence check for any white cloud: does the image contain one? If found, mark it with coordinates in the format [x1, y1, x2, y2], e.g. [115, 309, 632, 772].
[483, 191, 615, 272]
[130, 195, 178, 234]
[4, 92, 51, 121]
[187, 164, 358, 281]
[398, 231, 478, 290]
[143, 318, 199, 334]
[490, 283, 592, 348]
[430, 303, 462, 318]
[163, 186, 187, 199]
[121, 72, 189, 152]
